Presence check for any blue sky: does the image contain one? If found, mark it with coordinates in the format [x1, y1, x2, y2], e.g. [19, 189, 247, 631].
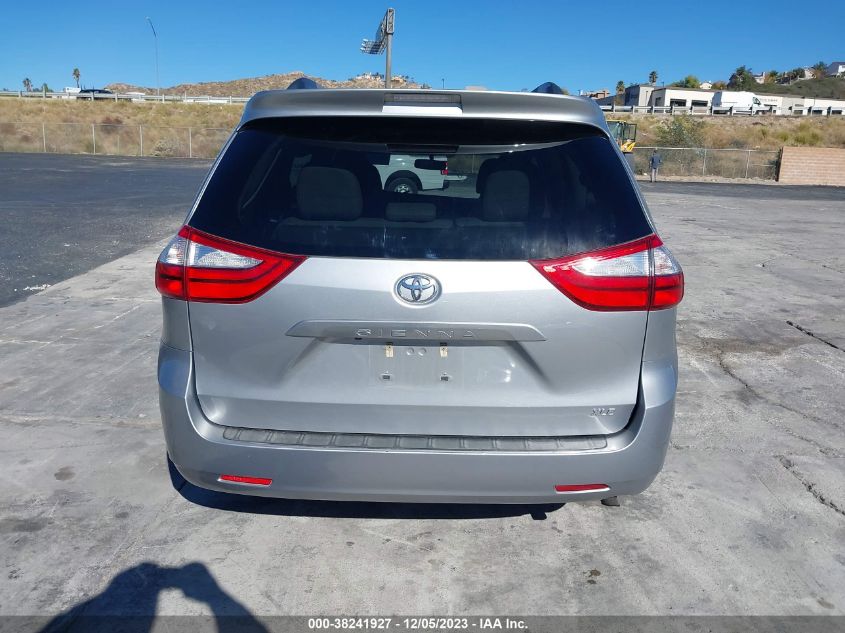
[1, 0, 843, 93]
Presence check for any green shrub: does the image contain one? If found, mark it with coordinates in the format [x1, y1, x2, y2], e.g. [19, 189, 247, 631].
[655, 116, 705, 147]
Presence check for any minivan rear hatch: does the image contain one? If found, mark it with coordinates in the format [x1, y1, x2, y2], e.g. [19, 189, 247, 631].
[182, 117, 657, 438]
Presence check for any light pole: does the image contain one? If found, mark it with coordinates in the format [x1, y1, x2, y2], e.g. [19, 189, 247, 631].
[146, 17, 159, 96]
[360, 8, 395, 89]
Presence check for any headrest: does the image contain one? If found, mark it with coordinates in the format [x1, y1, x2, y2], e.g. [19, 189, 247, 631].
[531, 81, 566, 95]
[481, 170, 530, 221]
[476, 156, 533, 194]
[296, 166, 362, 221]
[287, 77, 323, 90]
[385, 202, 437, 222]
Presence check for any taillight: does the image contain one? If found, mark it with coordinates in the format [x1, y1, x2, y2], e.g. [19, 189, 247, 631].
[530, 235, 683, 311]
[155, 226, 305, 303]
[440, 163, 449, 176]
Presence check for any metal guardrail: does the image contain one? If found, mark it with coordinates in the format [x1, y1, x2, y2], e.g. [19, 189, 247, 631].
[634, 146, 780, 180]
[0, 90, 250, 104]
[0, 121, 232, 159]
[600, 103, 845, 117]
[4, 90, 844, 116]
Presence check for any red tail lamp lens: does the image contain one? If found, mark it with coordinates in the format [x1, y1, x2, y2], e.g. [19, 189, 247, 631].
[530, 235, 683, 311]
[155, 226, 305, 303]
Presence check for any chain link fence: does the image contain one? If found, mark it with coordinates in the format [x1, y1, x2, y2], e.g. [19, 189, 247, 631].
[0, 125, 783, 180]
[0, 122, 231, 159]
[633, 146, 780, 180]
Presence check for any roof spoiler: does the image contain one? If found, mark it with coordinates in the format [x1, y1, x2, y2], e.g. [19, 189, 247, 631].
[287, 77, 323, 90]
[531, 82, 566, 95]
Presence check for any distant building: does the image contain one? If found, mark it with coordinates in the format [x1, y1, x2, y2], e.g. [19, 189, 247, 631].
[775, 68, 816, 84]
[592, 81, 845, 115]
[595, 83, 656, 107]
[581, 89, 610, 99]
[753, 73, 766, 84]
[699, 81, 713, 90]
[596, 84, 712, 109]
[649, 87, 715, 108]
[826, 62, 845, 77]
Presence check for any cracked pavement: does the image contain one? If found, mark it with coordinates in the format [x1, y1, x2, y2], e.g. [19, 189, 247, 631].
[0, 159, 844, 618]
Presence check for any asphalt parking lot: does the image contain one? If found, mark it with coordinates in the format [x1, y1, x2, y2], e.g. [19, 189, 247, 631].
[0, 153, 211, 308]
[1, 154, 844, 623]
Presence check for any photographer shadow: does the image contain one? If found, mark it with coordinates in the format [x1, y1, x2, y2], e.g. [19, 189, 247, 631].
[39, 561, 268, 633]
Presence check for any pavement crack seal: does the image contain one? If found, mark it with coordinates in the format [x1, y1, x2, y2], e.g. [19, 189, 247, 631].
[786, 321, 843, 352]
[714, 349, 843, 458]
[776, 455, 845, 518]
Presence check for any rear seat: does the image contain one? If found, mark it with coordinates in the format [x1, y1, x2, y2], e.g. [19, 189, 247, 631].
[276, 166, 453, 252]
[384, 202, 452, 229]
[454, 165, 531, 257]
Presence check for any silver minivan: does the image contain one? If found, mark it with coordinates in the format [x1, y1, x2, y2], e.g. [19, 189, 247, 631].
[157, 87, 683, 504]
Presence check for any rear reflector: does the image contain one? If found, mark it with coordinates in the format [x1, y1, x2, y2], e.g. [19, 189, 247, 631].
[219, 474, 272, 486]
[530, 235, 683, 311]
[554, 484, 610, 493]
[155, 226, 305, 303]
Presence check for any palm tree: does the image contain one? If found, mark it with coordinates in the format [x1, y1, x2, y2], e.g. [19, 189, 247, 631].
[648, 70, 658, 85]
[72, 68, 80, 88]
[616, 80, 625, 94]
[811, 61, 827, 78]
[22, 77, 32, 92]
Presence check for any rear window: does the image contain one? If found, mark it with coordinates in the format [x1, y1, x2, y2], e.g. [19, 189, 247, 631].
[188, 117, 651, 260]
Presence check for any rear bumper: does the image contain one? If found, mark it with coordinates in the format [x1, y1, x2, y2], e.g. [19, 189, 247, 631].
[159, 344, 676, 504]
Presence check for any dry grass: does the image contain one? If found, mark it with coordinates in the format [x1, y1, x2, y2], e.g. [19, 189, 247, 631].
[622, 114, 845, 149]
[0, 99, 241, 157]
[0, 98, 242, 129]
[2, 99, 844, 155]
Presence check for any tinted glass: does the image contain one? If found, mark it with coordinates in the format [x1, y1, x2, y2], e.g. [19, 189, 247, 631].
[188, 117, 651, 260]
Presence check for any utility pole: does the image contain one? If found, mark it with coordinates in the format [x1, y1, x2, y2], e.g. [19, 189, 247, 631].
[146, 17, 160, 96]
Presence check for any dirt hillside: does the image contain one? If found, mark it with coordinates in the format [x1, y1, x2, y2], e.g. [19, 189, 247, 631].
[106, 72, 424, 97]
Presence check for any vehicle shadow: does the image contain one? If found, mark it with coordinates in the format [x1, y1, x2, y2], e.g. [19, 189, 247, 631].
[38, 561, 268, 633]
[169, 459, 564, 521]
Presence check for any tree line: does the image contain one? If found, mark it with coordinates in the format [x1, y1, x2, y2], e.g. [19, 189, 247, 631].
[614, 61, 835, 100]
[20, 68, 82, 93]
